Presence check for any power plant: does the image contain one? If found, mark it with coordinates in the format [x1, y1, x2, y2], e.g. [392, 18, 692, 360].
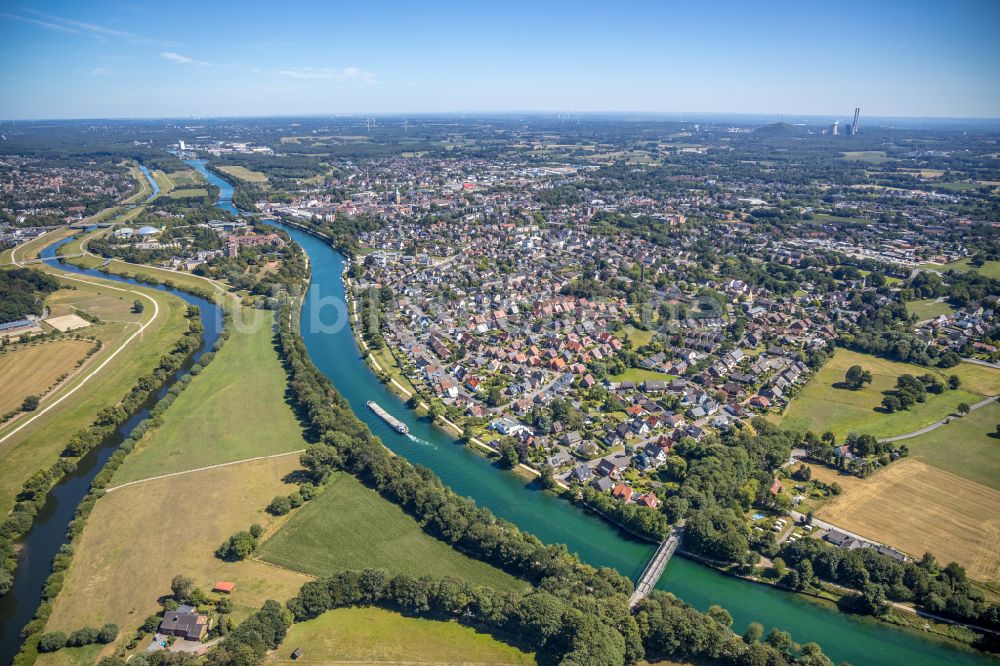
[850, 107, 861, 136]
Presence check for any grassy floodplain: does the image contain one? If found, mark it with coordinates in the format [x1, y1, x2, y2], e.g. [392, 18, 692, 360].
[60, 227, 232, 300]
[166, 187, 210, 199]
[257, 473, 526, 592]
[776, 349, 1000, 439]
[121, 163, 152, 205]
[111, 309, 307, 484]
[265, 607, 536, 665]
[0, 234, 190, 516]
[217, 165, 268, 182]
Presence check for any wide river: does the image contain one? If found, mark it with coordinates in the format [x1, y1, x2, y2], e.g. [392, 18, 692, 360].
[186, 159, 995, 666]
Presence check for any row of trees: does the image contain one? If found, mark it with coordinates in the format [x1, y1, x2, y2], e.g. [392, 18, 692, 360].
[38, 624, 118, 653]
[12, 305, 226, 666]
[779, 538, 1000, 637]
[267, 568, 835, 666]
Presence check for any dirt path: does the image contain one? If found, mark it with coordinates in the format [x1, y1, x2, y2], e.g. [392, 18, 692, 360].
[103, 449, 306, 493]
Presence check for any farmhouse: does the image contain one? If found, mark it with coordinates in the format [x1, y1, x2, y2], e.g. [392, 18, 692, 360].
[159, 604, 210, 641]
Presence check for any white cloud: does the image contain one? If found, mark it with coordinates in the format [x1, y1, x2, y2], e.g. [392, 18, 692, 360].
[23, 9, 174, 45]
[274, 66, 376, 84]
[1, 12, 80, 34]
[89, 67, 112, 76]
[161, 52, 211, 66]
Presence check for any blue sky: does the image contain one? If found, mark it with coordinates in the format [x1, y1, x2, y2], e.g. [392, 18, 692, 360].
[1, 0, 998, 119]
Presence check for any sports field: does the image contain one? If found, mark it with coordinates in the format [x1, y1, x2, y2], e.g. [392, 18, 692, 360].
[44, 456, 310, 633]
[217, 165, 268, 182]
[815, 458, 1000, 584]
[0, 339, 92, 414]
[266, 607, 535, 665]
[257, 473, 525, 592]
[777, 349, 999, 439]
[112, 309, 308, 484]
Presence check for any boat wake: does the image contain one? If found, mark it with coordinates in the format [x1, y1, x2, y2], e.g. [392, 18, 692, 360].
[406, 433, 435, 448]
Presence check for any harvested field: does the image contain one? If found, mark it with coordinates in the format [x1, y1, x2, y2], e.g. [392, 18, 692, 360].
[0, 338, 92, 413]
[45, 456, 309, 633]
[816, 458, 1000, 584]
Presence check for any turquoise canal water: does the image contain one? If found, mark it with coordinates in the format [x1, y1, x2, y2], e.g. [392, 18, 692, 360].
[182, 158, 996, 666]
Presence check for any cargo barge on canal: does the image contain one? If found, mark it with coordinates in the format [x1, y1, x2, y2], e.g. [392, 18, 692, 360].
[367, 400, 409, 434]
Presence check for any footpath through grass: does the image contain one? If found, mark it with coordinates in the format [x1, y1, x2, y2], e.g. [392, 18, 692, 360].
[112, 309, 308, 484]
[777, 349, 999, 439]
[257, 473, 526, 593]
[266, 607, 536, 665]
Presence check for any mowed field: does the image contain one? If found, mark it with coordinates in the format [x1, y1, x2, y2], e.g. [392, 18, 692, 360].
[610, 367, 678, 384]
[265, 607, 535, 665]
[44, 457, 311, 634]
[813, 459, 1000, 584]
[917, 258, 1000, 280]
[905, 298, 956, 321]
[166, 187, 210, 199]
[257, 473, 525, 593]
[217, 165, 268, 183]
[112, 309, 308, 484]
[0, 338, 92, 414]
[899, 401, 1000, 491]
[776, 349, 1000, 439]
[0, 266, 190, 516]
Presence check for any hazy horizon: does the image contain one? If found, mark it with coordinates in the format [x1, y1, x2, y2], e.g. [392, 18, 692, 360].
[2, 0, 999, 120]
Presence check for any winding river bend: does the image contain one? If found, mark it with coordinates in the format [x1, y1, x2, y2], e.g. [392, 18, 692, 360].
[0, 236, 222, 664]
[179, 159, 998, 666]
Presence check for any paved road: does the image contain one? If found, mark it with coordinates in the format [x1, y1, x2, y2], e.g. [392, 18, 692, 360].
[879, 395, 997, 442]
[963, 357, 1000, 370]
